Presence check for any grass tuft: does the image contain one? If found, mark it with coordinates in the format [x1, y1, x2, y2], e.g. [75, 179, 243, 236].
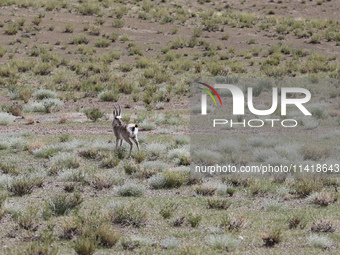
[117, 183, 146, 197]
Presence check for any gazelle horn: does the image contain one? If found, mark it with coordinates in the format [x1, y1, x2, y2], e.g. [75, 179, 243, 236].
[118, 104, 122, 116]
[113, 104, 118, 116]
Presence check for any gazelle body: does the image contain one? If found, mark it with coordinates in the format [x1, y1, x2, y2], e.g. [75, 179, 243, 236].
[112, 104, 139, 157]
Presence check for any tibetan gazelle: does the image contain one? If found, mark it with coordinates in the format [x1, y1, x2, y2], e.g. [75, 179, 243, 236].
[112, 104, 139, 157]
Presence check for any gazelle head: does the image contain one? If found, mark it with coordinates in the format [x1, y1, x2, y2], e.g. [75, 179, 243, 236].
[113, 104, 122, 126]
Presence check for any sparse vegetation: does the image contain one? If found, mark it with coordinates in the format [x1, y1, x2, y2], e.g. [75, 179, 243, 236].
[117, 183, 146, 197]
[0, 1, 339, 254]
[47, 193, 83, 216]
[109, 202, 147, 227]
[84, 108, 104, 122]
[261, 227, 282, 247]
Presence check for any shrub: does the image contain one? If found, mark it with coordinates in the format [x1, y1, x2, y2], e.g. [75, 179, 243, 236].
[100, 156, 120, 168]
[288, 213, 306, 229]
[261, 227, 282, 247]
[95, 38, 111, 48]
[121, 237, 141, 250]
[0, 46, 6, 57]
[24, 99, 63, 113]
[174, 135, 190, 146]
[74, 237, 96, 255]
[135, 165, 157, 179]
[76, 45, 96, 55]
[0, 112, 16, 125]
[160, 237, 180, 249]
[51, 152, 80, 170]
[220, 214, 245, 231]
[129, 45, 143, 56]
[88, 173, 115, 190]
[300, 144, 331, 160]
[84, 108, 104, 121]
[264, 199, 284, 212]
[148, 174, 165, 189]
[18, 242, 59, 255]
[136, 58, 152, 68]
[310, 34, 321, 44]
[221, 33, 230, 40]
[250, 180, 272, 196]
[311, 219, 336, 233]
[112, 19, 125, 28]
[308, 234, 332, 249]
[123, 160, 139, 175]
[64, 24, 74, 33]
[58, 169, 85, 183]
[216, 183, 235, 197]
[24, 101, 46, 112]
[59, 217, 79, 239]
[195, 184, 216, 196]
[78, 149, 100, 159]
[96, 224, 120, 248]
[98, 90, 119, 102]
[294, 177, 323, 197]
[5, 24, 18, 35]
[0, 192, 7, 207]
[88, 25, 100, 36]
[133, 150, 147, 163]
[309, 105, 328, 119]
[58, 134, 70, 143]
[42, 98, 64, 113]
[168, 146, 190, 165]
[14, 206, 38, 230]
[7, 175, 35, 196]
[114, 148, 126, 159]
[32, 17, 42, 26]
[155, 101, 164, 110]
[7, 89, 20, 100]
[32, 143, 68, 158]
[145, 142, 166, 158]
[33, 63, 51, 75]
[0, 163, 20, 175]
[64, 183, 76, 193]
[140, 121, 156, 131]
[273, 173, 287, 184]
[117, 183, 146, 197]
[163, 170, 186, 188]
[170, 215, 184, 227]
[187, 213, 202, 228]
[206, 62, 224, 76]
[4, 104, 23, 117]
[253, 148, 277, 162]
[206, 235, 240, 251]
[109, 33, 119, 42]
[119, 63, 133, 72]
[70, 35, 89, 45]
[48, 193, 83, 216]
[109, 202, 147, 227]
[20, 88, 32, 103]
[159, 201, 178, 219]
[307, 192, 338, 206]
[0, 209, 5, 221]
[79, 2, 101, 15]
[0, 135, 27, 151]
[207, 199, 231, 210]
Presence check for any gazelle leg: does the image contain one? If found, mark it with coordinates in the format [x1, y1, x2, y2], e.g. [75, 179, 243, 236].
[115, 137, 119, 150]
[120, 140, 123, 148]
[123, 138, 133, 158]
[132, 137, 140, 151]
